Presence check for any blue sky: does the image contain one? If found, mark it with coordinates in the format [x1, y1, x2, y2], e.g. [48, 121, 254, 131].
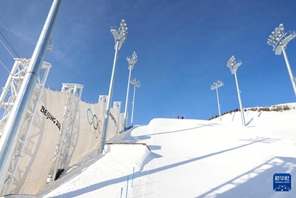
[0, 0, 296, 125]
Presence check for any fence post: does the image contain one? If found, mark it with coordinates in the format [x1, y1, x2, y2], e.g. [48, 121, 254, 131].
[120, 187, 123, 198]
[131, 167, 135, 187]
[126, 176, 129, 198]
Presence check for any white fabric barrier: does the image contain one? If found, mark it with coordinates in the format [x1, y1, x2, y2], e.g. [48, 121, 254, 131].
[7, 88, 123, 194]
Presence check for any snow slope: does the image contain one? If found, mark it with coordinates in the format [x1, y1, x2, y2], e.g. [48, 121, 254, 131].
[38, 108, 296, 198]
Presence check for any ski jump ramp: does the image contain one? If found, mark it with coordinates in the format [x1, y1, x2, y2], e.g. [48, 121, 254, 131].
[0, 85, 124, 195]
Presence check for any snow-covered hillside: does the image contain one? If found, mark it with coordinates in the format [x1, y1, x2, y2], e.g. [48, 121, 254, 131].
[37, 105, 296, 198]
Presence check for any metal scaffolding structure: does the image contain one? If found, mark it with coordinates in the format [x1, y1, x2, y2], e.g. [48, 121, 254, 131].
[113, 101, 122, 135]
[0, 58, 51, 194]
[51, 83, 83, 182]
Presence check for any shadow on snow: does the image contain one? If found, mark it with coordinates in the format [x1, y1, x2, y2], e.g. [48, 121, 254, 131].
[49, 137, 278, 198]
[196, 156, 296, 198]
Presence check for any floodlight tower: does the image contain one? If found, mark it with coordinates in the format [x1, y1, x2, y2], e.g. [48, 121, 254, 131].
[124, 52, 137, 130]
[130, 78, 141, 125]
[101, 19, 128, 153]
[267, 23, 296, 97]
[227, 55, 246, 127]
[211, 80, 224, 121]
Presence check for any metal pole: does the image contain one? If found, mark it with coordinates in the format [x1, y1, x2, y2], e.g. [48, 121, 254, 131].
[0, 0, 63, 193]
[126, 176, 129, 198]
[215, 88, 222, 121]
[101, 40, 120, 153]
[124, 67, 132, 129]
[281, 45, 296, 97]
[130, 85, 136, 126]
[114, 102, 121, 135]
[234, 72, 246, 126]
[131, 167, 135, 187]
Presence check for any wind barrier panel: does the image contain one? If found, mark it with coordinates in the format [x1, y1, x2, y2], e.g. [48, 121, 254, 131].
[4, 87, 122, 195]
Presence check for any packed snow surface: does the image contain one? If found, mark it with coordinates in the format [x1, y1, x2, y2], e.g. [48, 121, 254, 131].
[39, 109, 296, 198]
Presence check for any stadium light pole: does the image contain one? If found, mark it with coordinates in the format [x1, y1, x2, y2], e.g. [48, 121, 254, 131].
[267, 23, 296, 97]
[227, 55, 246, 127]
[101, 19, 128, 153]
[130, 78, 141, 126]
[124, 52, 137, 130]
[211, 80, 224, 121]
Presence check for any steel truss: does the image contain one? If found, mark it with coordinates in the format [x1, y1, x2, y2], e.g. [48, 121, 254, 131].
[51, 83, 83, 182]
[0, 58, 51, 194]
[113, 101, 121, 135]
